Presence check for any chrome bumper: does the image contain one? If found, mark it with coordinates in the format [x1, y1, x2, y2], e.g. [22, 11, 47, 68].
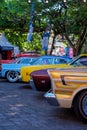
[30, 79, 37, 90]
[44, 89, 59, 106]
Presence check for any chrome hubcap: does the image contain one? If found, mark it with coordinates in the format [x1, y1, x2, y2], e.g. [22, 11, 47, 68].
[82, 95, 87, 115]
[9, 72, 17, 79]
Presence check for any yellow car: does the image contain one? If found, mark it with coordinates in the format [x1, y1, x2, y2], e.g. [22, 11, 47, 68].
[48, 67, 87, 123]
[20, 54, 87, 82]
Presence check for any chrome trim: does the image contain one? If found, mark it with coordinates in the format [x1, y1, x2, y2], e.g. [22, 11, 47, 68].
[44, 89, 59, 106]
[30, 79, 37, 90]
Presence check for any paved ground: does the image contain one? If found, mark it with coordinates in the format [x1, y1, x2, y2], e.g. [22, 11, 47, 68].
[0, 79, 87, 130]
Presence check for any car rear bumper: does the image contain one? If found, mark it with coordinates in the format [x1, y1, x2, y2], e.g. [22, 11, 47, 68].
[44, 89, 59, 106]
[30, 79, 37, 90]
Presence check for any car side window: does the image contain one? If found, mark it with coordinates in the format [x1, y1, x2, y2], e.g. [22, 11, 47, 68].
[43, 58, 48, 64]
[24, 59, 31, 64]
[59, 59, 67, 64]
[46, 58, 53, 64]
[54, 58, 59, 64]
[35, 58, 43, 65]
[54, 58, 67, 64]
[43, 58, 53, 64]
[20, 59, 26, 63]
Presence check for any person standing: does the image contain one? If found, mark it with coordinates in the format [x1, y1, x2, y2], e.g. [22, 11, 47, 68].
[42, 29, 50, 55]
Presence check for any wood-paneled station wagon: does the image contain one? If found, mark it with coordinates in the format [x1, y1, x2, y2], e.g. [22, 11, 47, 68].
[47, 67, 87, 123]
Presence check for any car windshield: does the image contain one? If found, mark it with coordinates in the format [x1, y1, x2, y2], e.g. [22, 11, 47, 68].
[12, 57, 37, 64]
[11, 58, 20, 63]
[68, 56, 87, 66]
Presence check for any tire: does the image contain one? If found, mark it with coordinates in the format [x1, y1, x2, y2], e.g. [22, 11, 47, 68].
[74, 90, 87, 123]
[6, 71, 19, 83]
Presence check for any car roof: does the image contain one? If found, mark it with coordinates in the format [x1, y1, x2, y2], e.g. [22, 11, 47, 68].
[17, 57, 37, 59]
[39, 55, 71, 58]
[80, 54, 87, 56]
[15, 53, 40, 58]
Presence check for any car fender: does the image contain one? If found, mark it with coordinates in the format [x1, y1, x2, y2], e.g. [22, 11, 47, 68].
[71, 86, 87, 107]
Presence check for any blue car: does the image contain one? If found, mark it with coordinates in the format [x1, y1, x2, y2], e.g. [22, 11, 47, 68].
[0, 55, 72, 83]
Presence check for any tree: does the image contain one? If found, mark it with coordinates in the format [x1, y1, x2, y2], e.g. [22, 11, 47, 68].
[0, 0, 87, 55]
[40, 0, 87, 55]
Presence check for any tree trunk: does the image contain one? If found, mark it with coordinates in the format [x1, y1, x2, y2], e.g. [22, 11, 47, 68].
[75, 27, 87, 55]
[49, 35, 55, 55]
[64, 34, 76, 56]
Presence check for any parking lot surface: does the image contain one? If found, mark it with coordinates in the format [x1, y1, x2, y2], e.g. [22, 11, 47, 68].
[0, 79, 87, 130]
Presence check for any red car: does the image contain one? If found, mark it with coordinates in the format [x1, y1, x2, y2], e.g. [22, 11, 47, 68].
[1, 59, 15, 64]
[15, 52, 41, 58]
[30, 69, 50, 91]
[1, 52, 40, 64]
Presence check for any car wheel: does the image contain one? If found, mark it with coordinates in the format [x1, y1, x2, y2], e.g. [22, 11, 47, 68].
[6, 71, 19, 83]
[74, 90, 87, 123]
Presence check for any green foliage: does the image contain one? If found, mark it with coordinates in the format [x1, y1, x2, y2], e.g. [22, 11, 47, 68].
[4, 29, 42, 52]
[27, 32, 42, 52]
[3, 29, 27, 51]
[0, 0, 87, 55]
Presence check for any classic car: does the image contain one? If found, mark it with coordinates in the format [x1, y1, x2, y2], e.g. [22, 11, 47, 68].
[1, 52, 40, 64]
[20, 55, 72, 82]
[45, 67, 87, 123]
[0, 57, 38, 82]
[0, 55, 69, 83]
[30, 54, 87, 91]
